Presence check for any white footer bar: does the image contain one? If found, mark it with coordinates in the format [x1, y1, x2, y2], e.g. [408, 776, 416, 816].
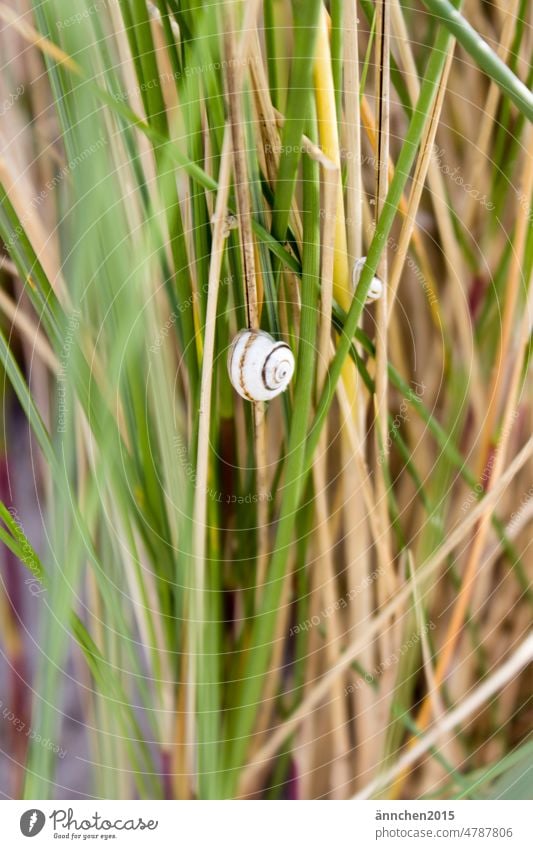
[3, 800, 531, 848]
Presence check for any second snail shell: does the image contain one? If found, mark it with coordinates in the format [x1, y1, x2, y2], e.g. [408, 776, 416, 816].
[352, 256, 384, 303]
[228, 329, 295, 402]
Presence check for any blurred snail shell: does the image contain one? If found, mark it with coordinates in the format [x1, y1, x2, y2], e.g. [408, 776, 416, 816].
[228, 329, 295, 402]
[352, 256, 384, 303]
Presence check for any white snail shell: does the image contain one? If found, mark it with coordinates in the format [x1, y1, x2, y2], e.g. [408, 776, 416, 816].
[352, 256, 384, 303]
[228, 329, 295, 402]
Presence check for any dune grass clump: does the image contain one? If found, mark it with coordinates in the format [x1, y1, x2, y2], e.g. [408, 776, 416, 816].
[0, 0, 531, 800]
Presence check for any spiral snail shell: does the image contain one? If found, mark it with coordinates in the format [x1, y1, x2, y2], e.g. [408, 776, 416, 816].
[228, 329, 295, 402]
[352, 256, 384, 303]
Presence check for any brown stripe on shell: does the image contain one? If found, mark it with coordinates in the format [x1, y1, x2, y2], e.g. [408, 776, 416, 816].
[261, 342, 291, 391]
[238, 330, 258, 401]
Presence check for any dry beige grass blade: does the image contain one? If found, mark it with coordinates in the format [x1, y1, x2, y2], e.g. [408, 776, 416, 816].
[461, 0, 521, 233]
[340, 437, 378, 785]
[374, 0, 390, 262]
[245, 548, 295, 796]
[426, 275, 532, 705]
[335, 1, 384, 783]
[238, 435, 533, 789]
[354, 632, 533, 799]
[314, 15, 396, 636]
[191, 127, 233, 787]
[115, 518, 175, 746]
[273, 110, 339, 172]
[314, 4, 350, 298]
[317, 175, 337, 389]
[0, 287, 57, 373]
[312, 7, 390, 790]
[250, 29, 335, 172]
[358, 95, 440, 321]
[335, 380, 393, 580]
[386, 43, 454, 319]
[0, 2, 79, 72]
[315, 356, 393, 789]
[312, 174, 352, 792]
[248, 33, 281, 188]
[309, 465, 353, 796]
[223, 7, 269, 595]
[387, 0, 485, 431]
[147, 0, 180, 40]
[0, 8, 151, 455]
[449, 582, 531, 785]
[343, 0, 363, 261]
[111, 1, 160, 217]
[475, 131, 533, 472]
[406, 551, 442, 713]
[247, 31, 336, 249]
[391, 138, 533, 794]
[173, 645, 192, 799]
[237, 364, 386, 796]
[295, 586, 324, 799]
[191, 0, 260, 553]
[0, 157, 67, 305]
[446, 478, 533, 744]
[373, 0, 395, 665]
[190, 1, 263, 798]
[0, 165, 134, 448]
[225, 38, 259, 331]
